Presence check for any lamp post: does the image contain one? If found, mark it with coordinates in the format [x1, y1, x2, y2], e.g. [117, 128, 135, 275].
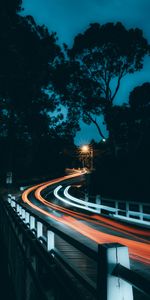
[80, 144, 93, 171]
[80, 144, 94, 201]
[80, 145, 88, 169]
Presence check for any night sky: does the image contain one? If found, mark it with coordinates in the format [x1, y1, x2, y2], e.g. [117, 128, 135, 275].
[22, 0, 150, 145]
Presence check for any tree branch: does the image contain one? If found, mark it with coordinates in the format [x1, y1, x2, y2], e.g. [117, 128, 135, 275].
[85, 112, 106, 139]
[111, 68, 126, 103]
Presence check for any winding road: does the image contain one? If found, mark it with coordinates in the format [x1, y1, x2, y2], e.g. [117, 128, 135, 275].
[21, 170, 150, 281]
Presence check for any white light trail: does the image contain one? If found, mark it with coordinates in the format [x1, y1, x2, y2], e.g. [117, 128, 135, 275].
[54, 185, 99, 213]
[64, 186, 119, 212]
[54, 185, 119, 214]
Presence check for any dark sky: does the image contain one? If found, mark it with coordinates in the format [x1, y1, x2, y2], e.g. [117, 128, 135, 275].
[22, 0, 150, 145]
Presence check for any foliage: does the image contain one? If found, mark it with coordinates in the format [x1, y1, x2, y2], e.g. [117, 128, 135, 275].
[0, 0, 74, 180]
[0, 0, 22, 14]
[129, 82, 150, 111]
[128, 82, 150, 154]
[54, 22, 150, 140]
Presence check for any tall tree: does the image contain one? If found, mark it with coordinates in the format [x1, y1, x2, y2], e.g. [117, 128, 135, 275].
[0, 0, 63, 175]
[53, 22, 150, 144]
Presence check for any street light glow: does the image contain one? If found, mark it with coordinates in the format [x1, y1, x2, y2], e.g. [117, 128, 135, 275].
[80, 144, 94, 170]
[81, 145, 89, 153]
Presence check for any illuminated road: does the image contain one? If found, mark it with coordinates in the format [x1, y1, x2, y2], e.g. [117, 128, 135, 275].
[21, 171, 150, 281]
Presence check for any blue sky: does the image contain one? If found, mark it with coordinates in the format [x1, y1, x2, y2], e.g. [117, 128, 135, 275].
[22, 0, 150, 145]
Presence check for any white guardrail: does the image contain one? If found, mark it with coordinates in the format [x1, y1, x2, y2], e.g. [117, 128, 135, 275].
[53, 186, 150, 226]
[7, 194, 136, 300]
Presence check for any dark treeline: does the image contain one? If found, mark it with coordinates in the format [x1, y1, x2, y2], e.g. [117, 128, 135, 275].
[0, 0, 150, 199]
[90, 82, 150, 201]
[0, 0, 77, 184]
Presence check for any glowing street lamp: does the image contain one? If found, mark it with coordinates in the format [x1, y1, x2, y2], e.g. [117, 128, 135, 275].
[80, 145, 88, 168]
[81, 145, 90, 153]
[102, 138, 106, 142]
[80, 144, 93, 170]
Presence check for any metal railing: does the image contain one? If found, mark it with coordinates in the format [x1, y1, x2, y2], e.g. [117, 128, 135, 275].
[53, 185, 121, 214]
[0, 195, 149, 300]
[58, 186, 150, 226]
[97, 196, 150, 226]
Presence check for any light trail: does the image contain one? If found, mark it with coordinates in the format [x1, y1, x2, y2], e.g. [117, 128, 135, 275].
[36, 193, 150, 245]
[58, 184, 119, 213]
[63, 185, 118, 212]
[22, 171, 85, 205]
[54, 185, 100, 213]
[63, 185, 150, 237]
[92, 214, 150, 237]
[22, 173, 150, 266]
[36, 181, 150, 239]
[34, 182, 149, 242]
[60, 215, 150, 265]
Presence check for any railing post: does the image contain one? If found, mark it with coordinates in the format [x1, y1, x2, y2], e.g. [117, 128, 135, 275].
[97, 243, 133, 300]
[21, 208, 25, 220]
[25, 211, 30, 225]
[8, 194, 11, 203]
[139, 204, 143, 221]
[126, 202, 130, 218]
[85, 193, 89, 207]
[37, 221, 43, 238]
[10, 200, 15, 208]
[47, 230, 54, 252]
[30, 216, 35, 231]
[19, 206, 22, 216]
[115, 201, 118, 215]
[17, 204, 20, 214]
[96, 195, 101, 213]
[85, 192, 88, 200]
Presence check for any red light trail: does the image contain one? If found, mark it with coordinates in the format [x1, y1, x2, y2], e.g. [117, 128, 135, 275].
[22, 172, 150, 266]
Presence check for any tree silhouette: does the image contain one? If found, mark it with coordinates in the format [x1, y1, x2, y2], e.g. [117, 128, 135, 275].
[107, 104, 130, 156]
[0, 0, 65, 178]
[129, 82, 150, 111]
[0, 0, 22, 14]
[53, 22, 150, 146]
[128, 82, 150, 154]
